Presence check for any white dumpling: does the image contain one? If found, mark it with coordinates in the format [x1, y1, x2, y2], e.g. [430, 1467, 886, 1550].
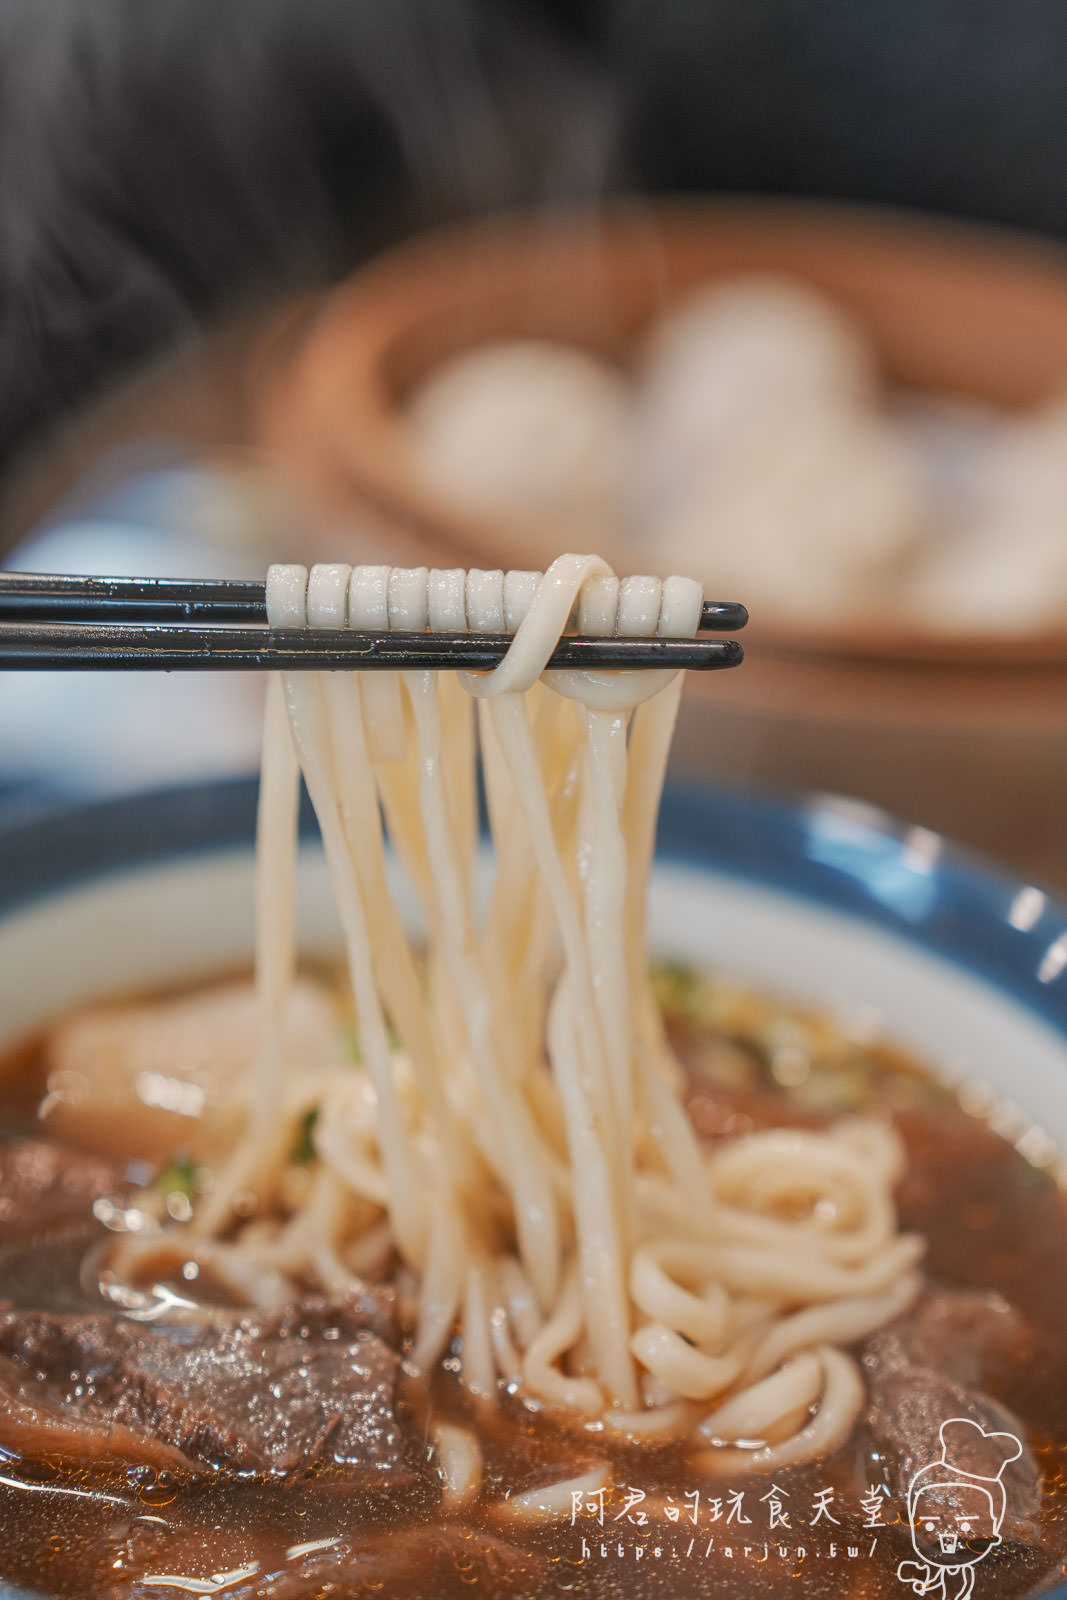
[907, 398, 1067, 634]
[635, 276, 878, 516]
[650, 409, 928, 622]
[406, 339, 629, 536]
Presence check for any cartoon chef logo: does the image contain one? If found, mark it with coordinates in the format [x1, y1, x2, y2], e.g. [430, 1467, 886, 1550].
[896, 1417, 1024, 1600]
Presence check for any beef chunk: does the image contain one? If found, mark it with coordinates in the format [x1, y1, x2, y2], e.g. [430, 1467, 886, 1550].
[0, 1353, 191, 1472]
[0, 1138, 127, 1238]
[864, 1287, 1042, 1545]
[878, 1285, 1033, 1388]
[0, 1292, 415, 1483]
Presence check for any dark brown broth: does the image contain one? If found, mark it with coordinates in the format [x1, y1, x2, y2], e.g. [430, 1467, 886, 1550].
[1, 978, 1066, 1600]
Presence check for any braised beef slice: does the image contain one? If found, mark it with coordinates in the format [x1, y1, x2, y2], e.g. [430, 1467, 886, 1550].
[864, 1287, 1041, 1545]
[0, 1293, 415, 1482]
[0, 1138, 126, 1237]
[0, 1351, 191, 1472]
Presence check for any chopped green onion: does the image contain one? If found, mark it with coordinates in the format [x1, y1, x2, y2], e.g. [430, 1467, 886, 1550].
[293, 1106, 320, 1164]
[344, 1023, 402, 1063]
[156, 1154, 199, 1197]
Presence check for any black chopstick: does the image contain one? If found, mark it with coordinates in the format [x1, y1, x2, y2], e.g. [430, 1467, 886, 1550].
[0, 573, 746, 672]
[0, 622, 743, 672]
[0, 573, 269, 624]
[0, 573, 749, 634]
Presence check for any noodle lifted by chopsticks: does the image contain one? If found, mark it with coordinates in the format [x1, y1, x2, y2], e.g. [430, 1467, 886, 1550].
[117, 556, 923, 1468]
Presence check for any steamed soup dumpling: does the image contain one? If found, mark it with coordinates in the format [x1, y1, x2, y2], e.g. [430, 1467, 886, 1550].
[654, 409, 928, 621]
[908, 397, 1067, 634]
[636, 276, 878, 513]
[406, 339, 629, 537]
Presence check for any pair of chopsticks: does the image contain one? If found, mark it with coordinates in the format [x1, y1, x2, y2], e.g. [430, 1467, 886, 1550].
[0, 573, 746, 672]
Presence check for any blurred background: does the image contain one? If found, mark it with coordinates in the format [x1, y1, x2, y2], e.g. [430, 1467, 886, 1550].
[4, 0, 1067, 886]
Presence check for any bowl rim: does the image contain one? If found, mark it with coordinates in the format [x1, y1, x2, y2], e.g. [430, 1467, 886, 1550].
[2, 775, 1067, 1041]
[287, 195, 1067, 668]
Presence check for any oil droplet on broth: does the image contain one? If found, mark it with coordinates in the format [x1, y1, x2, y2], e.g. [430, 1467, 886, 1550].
[138, 1471, 178, 1507]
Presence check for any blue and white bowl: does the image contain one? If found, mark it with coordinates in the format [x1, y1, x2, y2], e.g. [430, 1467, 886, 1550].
[0, 778, 1065, 1600]
[3, 779, 1067, 1150]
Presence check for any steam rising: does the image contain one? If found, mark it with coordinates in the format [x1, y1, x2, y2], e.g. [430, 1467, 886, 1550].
[0, 0, 617, 473]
